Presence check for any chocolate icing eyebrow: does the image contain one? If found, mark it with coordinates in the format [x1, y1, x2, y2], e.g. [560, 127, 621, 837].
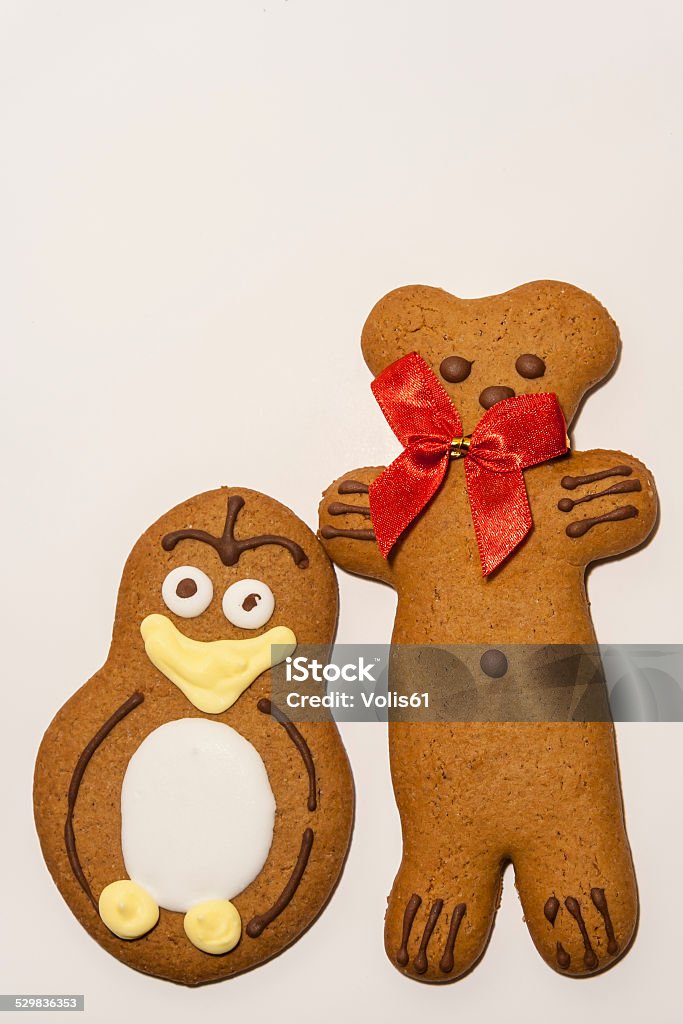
[161, 495, 309, 568]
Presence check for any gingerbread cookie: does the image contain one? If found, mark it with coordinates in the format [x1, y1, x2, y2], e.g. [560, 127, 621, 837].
[319, 280, 657, 981]
[34, 487, 354, 985]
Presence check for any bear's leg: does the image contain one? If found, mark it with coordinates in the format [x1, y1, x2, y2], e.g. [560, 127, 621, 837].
[512, 722, 638, 976]
[385, 723, 506, 982]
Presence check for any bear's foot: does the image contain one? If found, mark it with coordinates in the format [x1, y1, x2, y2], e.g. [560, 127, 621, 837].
[385, 854, 503, 982]
[536, 887, 632, 976]
[515, 835, 638, 978]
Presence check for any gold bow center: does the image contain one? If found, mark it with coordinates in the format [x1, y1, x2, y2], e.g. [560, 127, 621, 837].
[449, 435, 471, 458]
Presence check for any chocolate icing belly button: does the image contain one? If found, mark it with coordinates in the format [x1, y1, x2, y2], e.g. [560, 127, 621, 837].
[184, 900, 242, 955]
[139, 613, 297, 713]
[99, 880, 159, 939]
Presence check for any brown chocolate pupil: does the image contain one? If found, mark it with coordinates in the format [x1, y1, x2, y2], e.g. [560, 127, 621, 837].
[176, 577, 198, 599]
[440, 355, 472, 383]
[242, 593, 261, 612]
[515, 353, 546, 379]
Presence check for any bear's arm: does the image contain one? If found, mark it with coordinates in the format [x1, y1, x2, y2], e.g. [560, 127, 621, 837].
[555, 449, 658, 567]
[318, 467, 395, 585]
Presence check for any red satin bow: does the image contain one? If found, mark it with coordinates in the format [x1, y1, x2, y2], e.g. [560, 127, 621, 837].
[369, 351, 568, 575]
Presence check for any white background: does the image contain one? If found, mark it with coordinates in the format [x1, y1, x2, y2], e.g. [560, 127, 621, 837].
[2, 1, 682, 1021]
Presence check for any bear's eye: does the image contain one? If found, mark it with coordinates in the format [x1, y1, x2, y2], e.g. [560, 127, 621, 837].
[440, 355, 472, 383]
[222, 579, 275, 629]
[162, 565, 214, 618]
[515, 353, 546, 379]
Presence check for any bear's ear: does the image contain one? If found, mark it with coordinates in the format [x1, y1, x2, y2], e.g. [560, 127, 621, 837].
[494, 279, 620, 427]
[360, 280, 620, 430]
[361, 284, 454, 377]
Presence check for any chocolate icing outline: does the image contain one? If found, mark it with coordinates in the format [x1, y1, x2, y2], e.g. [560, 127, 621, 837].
[320, 525, 376, 542]
[566, 505, 638, 538]
[162, 495, 309, 568]
[439, 902, 466, 974]
[396, 894, 422, 967]
[558, 479, 641, 512]
[556, 942, 571, 969]
[544, 895, 560, 925]
[414, 899, 444, 974]
[257, 698, 317, 812]
[65, 691, 145, 910]
[246, 828, 314, 938]
[564, 896, 598, 969]
[560, 465, 632, 490]
[591, 887, 619, 955]
[337, 480, 369, 495]
[328, 501, 372, 517]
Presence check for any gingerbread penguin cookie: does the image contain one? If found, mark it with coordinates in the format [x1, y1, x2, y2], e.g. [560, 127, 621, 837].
[318, 280, 657, 981]
[34, 487, 354, 985]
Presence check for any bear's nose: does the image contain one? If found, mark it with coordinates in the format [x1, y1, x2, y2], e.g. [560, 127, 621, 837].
[479, 385, 515, 410]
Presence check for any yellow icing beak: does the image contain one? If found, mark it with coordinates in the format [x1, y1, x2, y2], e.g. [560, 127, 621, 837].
[140, 613, 297, 714]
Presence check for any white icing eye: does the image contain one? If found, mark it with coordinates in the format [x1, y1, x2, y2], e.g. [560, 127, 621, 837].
[162, 566, 214, 618]
[222, 579, 275, 629]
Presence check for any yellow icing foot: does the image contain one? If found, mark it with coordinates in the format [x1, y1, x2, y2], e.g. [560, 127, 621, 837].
[184, 900, 242, 954]
[99, 879, 159, 940]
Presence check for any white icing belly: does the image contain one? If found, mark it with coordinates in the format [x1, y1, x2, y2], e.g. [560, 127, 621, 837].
[121, 718, 275, 913]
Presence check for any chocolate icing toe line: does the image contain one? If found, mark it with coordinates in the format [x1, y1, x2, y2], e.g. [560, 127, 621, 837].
[337, 480, 369, 495]
[327, 501, 372, 517]
[414, 899, 443, 974]
[566, 505, 638, 538]
[257, 698, 317, 812]
[557, 479, 641, 512]
[246, 828, 314, 939]
[556, 941, 571, 969]
[591, 888, 619, 955]
[396, 894, 422, 967]
[564, 897, 598, 969]
[544, 896, 560, 925]
[439, 902, 466, 974]
[560, 465, 632, 490]
[65, 691, 145, 910]
[320, 525, 376, 541]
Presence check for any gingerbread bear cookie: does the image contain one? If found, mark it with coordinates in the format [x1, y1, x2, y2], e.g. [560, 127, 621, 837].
[34, 487, 354, 985]
[319, 280, 657, 981]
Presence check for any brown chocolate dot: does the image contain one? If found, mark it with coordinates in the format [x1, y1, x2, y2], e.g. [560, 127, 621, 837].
[440, 355, 472, 383]
[175, 577, 198, 598]
[544, 896, 560, 925]
[242, 593, 261, 612]
[556, 942, 571, 969]
[515, 353, 546, 379]
[480, 649, 508, 678]
[479, 386, 515, 410]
